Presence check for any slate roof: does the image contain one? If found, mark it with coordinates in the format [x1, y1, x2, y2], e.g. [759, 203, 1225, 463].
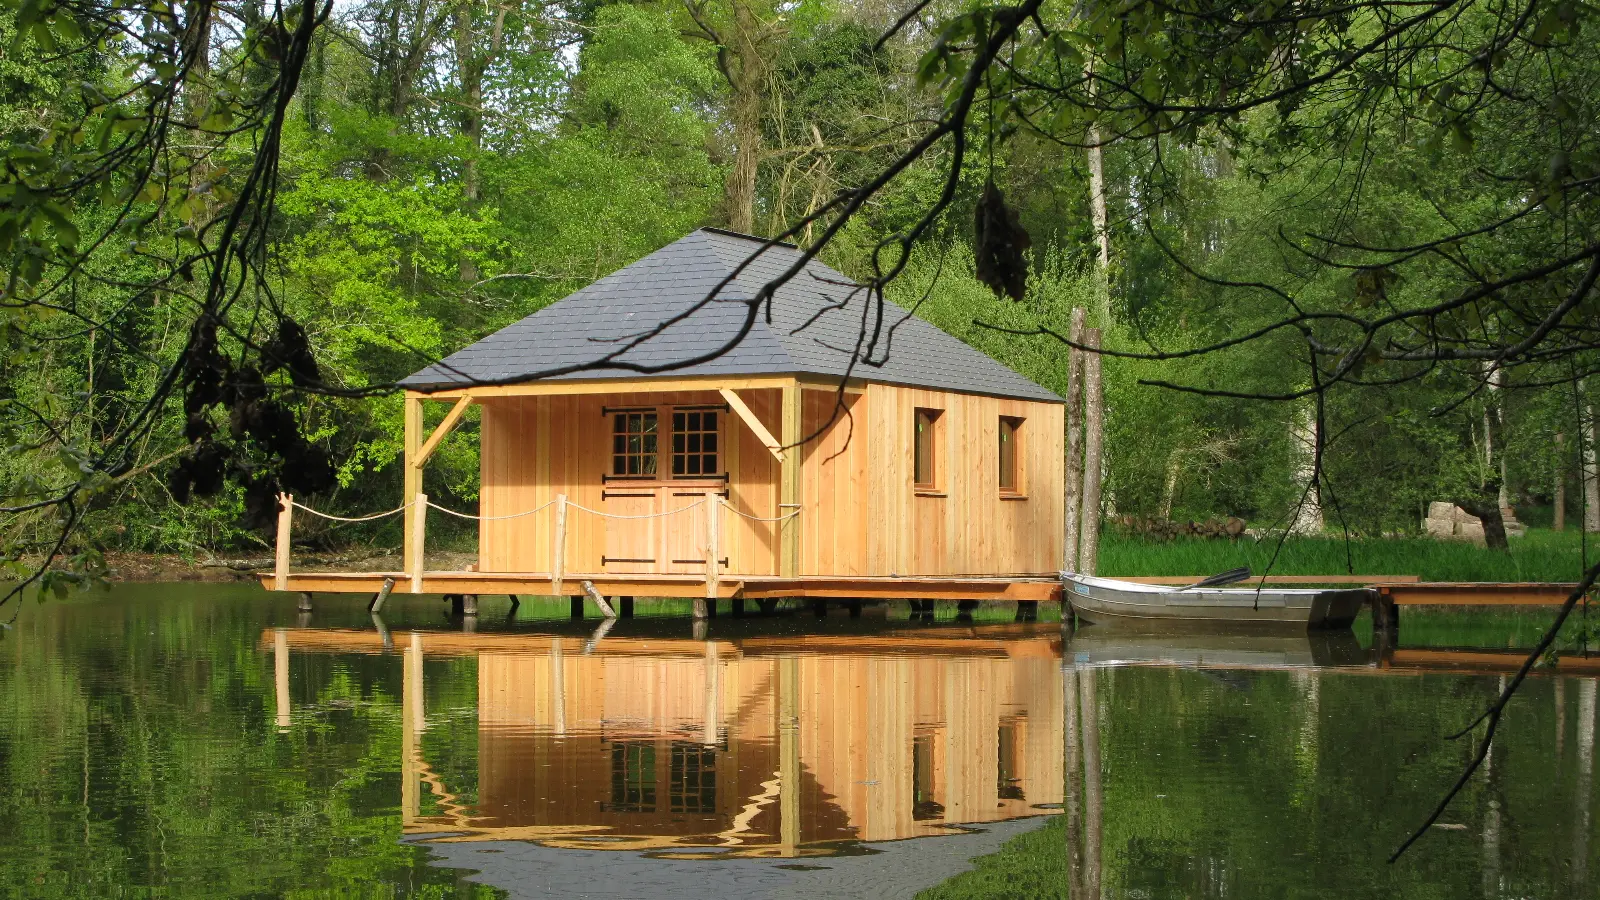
[400, 228, 1062, 403]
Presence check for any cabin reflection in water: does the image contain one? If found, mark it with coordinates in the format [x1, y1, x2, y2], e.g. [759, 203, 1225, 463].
[378, 628, 1062, 856]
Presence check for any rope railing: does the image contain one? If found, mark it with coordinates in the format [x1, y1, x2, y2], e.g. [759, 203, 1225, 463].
[566, 498, 708, 520]
[289, 499, 412, 523]
[273, 488, 803, 599]
[721, 504, 803, 523]
[426, 498, 557, 522]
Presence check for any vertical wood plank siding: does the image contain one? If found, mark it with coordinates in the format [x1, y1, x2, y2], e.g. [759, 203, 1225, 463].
[477, 383, 1063, 577]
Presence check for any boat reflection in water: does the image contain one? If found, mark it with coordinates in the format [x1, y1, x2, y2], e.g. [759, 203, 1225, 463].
[272, 622, 1067, 859]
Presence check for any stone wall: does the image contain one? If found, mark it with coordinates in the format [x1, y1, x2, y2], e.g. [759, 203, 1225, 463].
[1422, 501, 1525, 545]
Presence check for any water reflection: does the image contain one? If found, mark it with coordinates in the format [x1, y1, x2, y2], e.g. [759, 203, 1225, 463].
[7, 586, 1600, 898]
[269, 622, 1067, 859]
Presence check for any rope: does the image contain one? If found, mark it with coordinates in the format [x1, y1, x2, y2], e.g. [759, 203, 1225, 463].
[721, 505, 803, 523]
[426, 498, 556, 522]
[290, 500, 411, 523]
[567, 498, 707, 520]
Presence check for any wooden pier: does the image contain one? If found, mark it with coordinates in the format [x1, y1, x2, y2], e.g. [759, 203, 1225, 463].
[257, 570, 1062, 603]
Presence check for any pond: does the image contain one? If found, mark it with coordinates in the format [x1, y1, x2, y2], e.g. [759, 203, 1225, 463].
[0, 585, 1595, 898]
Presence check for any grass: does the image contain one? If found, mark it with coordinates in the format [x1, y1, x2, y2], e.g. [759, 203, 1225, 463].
[1099, 527, 1592, 583]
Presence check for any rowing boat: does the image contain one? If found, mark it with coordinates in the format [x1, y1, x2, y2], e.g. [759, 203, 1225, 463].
[1062, 573, 1370, 630]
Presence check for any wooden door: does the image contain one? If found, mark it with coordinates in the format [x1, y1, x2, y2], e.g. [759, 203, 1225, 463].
[602, 488, 658, 573]
[661, 489, 724, 575]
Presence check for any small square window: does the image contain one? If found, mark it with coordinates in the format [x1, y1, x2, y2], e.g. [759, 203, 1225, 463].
[612, 412, 658, 477]
[671, 409, 719, 477]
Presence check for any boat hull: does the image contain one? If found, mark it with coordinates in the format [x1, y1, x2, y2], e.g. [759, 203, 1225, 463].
[1063, 574, 1370, 630]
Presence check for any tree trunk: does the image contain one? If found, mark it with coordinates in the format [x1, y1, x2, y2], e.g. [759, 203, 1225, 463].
[452, 2, 506, 283]
[1158, 448, 1181, 521]
[1290, 399, 1324, 534]
[723, 0, 768, 234]
[1062, 307, 1087, 573]
[1555, 432, 1567, 531]
[1079, 327, 1105, 575]
[1086, 131, 1110, 316]
[1456, 488, 1510, 550]
[1585, 398, 1600, 533]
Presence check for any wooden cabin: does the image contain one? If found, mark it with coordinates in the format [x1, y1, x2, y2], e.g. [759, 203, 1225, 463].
[271, 228, 1064, 604]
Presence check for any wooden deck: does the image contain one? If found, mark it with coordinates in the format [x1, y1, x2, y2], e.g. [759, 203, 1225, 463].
[257, 570, 1064, 602]
[1377, 581, 1580, 605]
[259, 568, 1584, 611]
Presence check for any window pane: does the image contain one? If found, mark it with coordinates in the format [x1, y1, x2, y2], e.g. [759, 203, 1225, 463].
[914, 409, 938, 487]
[670, 406, 720, 478]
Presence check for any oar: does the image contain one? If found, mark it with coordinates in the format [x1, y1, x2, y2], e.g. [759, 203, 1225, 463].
[1177, 566, 1252, 591]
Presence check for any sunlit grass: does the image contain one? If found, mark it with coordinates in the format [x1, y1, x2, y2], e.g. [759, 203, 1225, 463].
[1100, 527, 1592, 583]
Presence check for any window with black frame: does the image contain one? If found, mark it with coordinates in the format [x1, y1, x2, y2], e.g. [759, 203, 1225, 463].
[671, 409, 719, 477]
[612, 411, 658, 477]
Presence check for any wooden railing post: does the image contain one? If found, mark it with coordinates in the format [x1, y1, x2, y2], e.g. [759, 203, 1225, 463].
[274, 493, 293, 591]
[408, 493, 428, 594]
[705, 494, 721, 600]
[552, 493, 568, 597]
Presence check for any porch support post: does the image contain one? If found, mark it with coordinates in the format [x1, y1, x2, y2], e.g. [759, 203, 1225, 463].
[403, 394, 424, 588]
[552, 494, 568, 597]
[404, 394, 423, 509]
[705, 494, 721, 600]
[407, 494, 428, 594]
[779, 380, 802, 577]
[274, 493, 293, 592]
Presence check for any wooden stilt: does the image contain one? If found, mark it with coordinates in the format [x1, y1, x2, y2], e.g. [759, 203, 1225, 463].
[693, 597, 710, 619]
[369, 576, 395, 613]
[461, 594, 477, 616]
[691, 618, 709, 641]
[581, 580, 616, 617]
[373, 612, 392, 651]
[297, 591, 314, 613]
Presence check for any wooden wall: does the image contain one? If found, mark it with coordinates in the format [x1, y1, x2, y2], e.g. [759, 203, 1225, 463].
[471, 643, 1063, 845]
[803, 384, 1064, 577]
[477, 382, 1062, 577]
[478, 390, 781, 574]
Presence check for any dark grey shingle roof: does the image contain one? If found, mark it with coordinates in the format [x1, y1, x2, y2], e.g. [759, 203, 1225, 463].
[401, 229, 1062, 403]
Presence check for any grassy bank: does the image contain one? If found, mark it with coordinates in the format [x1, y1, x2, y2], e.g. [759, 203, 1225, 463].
[1099, 528, 1591, 583]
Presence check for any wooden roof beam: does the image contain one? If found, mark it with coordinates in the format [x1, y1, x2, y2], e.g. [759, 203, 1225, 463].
[720, 388, 784, 461]
[413, 395, 473, 469]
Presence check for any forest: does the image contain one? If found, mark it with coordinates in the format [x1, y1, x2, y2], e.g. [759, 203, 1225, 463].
[1, 0, 1597, 580]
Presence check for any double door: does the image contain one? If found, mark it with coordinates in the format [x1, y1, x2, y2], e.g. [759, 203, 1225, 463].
[601, 483, 726, 575]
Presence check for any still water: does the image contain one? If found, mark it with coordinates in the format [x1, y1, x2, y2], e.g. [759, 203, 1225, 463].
[0, 584, 1596, 898]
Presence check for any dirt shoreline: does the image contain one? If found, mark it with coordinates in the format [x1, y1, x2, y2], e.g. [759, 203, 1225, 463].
[99, 550, 479, 583]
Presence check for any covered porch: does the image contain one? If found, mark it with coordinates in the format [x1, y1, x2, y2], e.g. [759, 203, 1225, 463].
[264, 372, 1064, 606]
